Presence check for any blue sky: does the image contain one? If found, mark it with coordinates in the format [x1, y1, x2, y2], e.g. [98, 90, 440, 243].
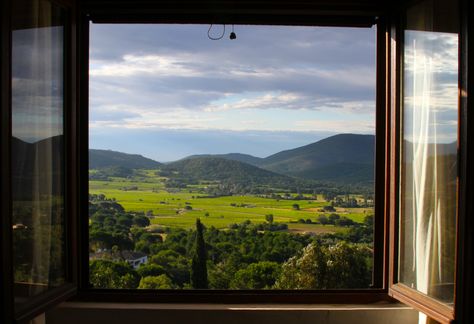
[89, 24, 376, 161]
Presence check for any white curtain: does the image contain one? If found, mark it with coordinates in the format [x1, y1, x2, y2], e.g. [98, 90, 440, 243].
[403, 31, 458, 324]
[12, 0, 64, 297]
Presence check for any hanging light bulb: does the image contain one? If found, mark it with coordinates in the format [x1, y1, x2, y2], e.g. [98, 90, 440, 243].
[230, 24, 236, 40]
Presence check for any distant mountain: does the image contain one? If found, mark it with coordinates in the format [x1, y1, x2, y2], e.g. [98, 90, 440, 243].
[176, 134, 375, 186]
[258, 134, 375, 184]
[89, 149, 161, 169]
[184, 153, 263, 166]
[182, 134, 375, 185]
[164, 156, 295, 186]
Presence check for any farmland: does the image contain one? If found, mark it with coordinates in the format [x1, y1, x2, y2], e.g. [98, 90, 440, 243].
[88, 140, 375, 290]
[89, 170, 372, 234]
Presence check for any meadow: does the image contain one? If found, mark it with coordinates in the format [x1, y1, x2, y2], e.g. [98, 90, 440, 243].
[89, 170, 372, 234]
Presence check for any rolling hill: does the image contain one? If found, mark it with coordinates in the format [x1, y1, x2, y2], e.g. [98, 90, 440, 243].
[259, 134, 375, 184]
[184, 153, 263, 166]
[163, 156, 293, 185]
[179, 134, 375, 185]
[89, 149, 161, 169]
[89, 134, 376, 186]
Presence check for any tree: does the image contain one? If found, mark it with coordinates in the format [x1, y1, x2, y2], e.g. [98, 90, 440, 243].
[323, 205, 336, 212]
[275, 242, 371, 289]
[265, 214, 274, 223]
[328, 213, 340, 224]
[275, 243, 327, 289]
[230, 261, 281, 289]
[335, 216, 355, 227]
[191, 218, 208, 288]
[138, 275, 175, 289]
[89, 260, 139, 289]
[317, 215, 329, 225]
[292, 203, 300, 210]
[133, 214, 151, 227]
[137, 264, 166, 277]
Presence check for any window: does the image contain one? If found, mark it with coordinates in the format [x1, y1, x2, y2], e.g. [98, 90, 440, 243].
[2, 0, 77, 321]
[12, 0, 66, 302]
[87, 23, 378, 291]
[1, 0, 472, 323]
[388, 0, 463, 323]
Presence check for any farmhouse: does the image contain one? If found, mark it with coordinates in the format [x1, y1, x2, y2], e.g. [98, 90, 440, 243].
[90, 250, 148, 269]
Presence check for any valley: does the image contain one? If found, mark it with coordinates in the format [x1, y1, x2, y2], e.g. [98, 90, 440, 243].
[87, 133, 376, 290]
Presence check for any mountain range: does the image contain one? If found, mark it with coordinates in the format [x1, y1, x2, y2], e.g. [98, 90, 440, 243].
[90, 134, 375, 186]
[90, 149, 162, 169]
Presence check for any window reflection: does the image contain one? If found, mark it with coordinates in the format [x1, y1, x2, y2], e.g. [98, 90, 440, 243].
[399, 0, 458, 307]
[11, 0, 65, 304]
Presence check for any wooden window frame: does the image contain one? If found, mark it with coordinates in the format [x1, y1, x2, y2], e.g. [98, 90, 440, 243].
[386, 0, 474, 323]
[1, 0, 79, 322]
[74, 3, 391, 304]
[1, 0, 472, 323]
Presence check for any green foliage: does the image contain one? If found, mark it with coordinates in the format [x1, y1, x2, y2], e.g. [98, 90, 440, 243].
[162, 156, 329, 195]
[323, 205, 336, 212]
[138, 275, 175, 289]
[275, 241, 371, 289]
[328, 213, 340, 224]
[191, 218, 208, 289]
[89, 259, 139, 289]
[317, 215, 329, 225]
[137, 264, 166, 277]
[133, 215, 151, 227]
[230, 261, 281, 289]
[334, 216, 355, 227]
[90, 149, 161, 169]
[265, 214, 274, 223]
[88, 192, 373, 290]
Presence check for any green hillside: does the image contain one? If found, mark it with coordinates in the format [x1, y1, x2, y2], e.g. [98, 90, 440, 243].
[164, 156, 291, 184]
[259, 134, 374, 183]
[90, 149, 162, 169]
[185, 153, 263, 166]
[90, 134, 375, 187]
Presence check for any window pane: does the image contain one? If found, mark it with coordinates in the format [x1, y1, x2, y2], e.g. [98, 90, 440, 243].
[89, 24, 376, 290]
[11, 0, 65, 304]
[399, 0, 458, 305]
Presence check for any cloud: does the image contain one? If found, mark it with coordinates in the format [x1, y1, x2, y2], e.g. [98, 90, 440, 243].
[90, 54, 201, 78]
[294, 119, 375, 133]
[88, 24, 376, 156]
[89, 24, 375, 116]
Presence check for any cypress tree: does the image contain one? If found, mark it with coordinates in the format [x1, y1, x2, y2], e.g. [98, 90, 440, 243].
[191, 218, 208, 288]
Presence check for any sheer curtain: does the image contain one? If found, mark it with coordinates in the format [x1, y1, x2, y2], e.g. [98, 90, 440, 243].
[401, 30, 458, 324]
[11, 0, 65, 301]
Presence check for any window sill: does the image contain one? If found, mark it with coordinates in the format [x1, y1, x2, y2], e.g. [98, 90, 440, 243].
[46, 301, 419, 324]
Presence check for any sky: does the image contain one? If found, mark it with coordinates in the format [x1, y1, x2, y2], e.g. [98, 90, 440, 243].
[89, 24, 376, 161]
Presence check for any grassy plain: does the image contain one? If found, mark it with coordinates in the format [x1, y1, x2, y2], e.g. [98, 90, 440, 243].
[89, 170, 373, 234]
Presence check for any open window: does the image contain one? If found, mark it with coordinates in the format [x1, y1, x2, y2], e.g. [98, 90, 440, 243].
[388, 0, 467, 323]
[1, 0, 78, 322]
[1, 0, 472, 323]
[86, 22, 381, 292]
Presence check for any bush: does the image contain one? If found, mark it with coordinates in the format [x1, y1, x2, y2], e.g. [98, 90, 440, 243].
[317, 215, 329, 225]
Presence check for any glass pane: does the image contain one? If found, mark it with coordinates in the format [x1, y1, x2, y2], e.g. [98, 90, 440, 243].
[11, 0, 65, 305]
[88, 24, 377, 290]
[399, 0, 458, 305]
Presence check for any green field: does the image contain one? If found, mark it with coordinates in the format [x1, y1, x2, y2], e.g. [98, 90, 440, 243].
[90, 172, 372, 233]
